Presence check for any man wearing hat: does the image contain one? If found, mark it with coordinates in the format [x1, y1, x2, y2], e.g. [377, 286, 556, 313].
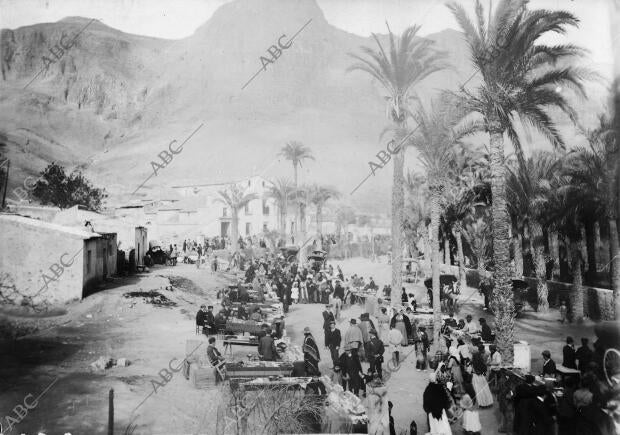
[325, 321, 342, 366]
[322, 305, 336, 346]
[195, 305, 207, 335]
[366, 329, 385, 379]
[339, 343, 363, 396]
[302, 327, 321, 376]
[344, 318, 363, 356]
[204, 305, 216, 335]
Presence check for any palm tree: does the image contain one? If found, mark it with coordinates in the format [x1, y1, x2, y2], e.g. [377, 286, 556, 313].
[404, 171, 431, 268]
[448, 0, 588, 360]
[348, 24, 446, 308]
[408, 94, 475, 349]
[216, 185, 258, 253]
[567, 112, 619, 309]
[308, 184, 340, 235]
[464, 214, 493, 280]
[506, 152, 562, 312]
[335, 205, 356, 258]
[442, 145, 488, 288]
[548, 173, 588, 322]
[267, 178, 295, 237]
[279, 142, 314, 234]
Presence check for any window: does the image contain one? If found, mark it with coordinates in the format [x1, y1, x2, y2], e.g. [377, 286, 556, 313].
[245, 201, 252, 215]
[247, 180, 251, 187]
[245, 222, 251, 235]
[262, 199, 269, 215]
[222, 207, 228, 217]
[263, 222, 268, 232]
[87, 250, 92, 274]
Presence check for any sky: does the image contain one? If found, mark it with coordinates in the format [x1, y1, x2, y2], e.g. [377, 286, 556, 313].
[0, 0, 615, 66]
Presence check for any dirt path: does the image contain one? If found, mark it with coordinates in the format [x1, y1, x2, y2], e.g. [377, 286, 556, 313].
[1, 258, 597, 434]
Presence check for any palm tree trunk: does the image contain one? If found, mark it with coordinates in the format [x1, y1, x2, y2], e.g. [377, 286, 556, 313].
[390, 146, 404, 308]
[444, 238, 450, 265]
[454, 226, 466, 289]
[609, 218, 620, 316]
[569, 237, 585, 323]
[430, 185, 442, 351]
[529, 221, 549, 312]
[584, 219, 597, 283]
[580, 225, 588, 273]
[232, 210, 239, 253]
[513, 228, 524, 277]
[316, 204, 322, 235]
[595, 221, 604, 266]
[549, 230, 560, 280]
[488, 125, 515, 362]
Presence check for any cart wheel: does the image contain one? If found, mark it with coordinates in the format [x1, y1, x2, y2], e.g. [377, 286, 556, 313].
[603, 348, 620, 387]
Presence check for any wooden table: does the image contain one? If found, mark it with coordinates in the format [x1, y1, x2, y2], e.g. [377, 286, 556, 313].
[225, 362, 294, 380]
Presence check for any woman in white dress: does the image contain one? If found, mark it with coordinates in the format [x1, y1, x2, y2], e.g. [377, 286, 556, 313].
[376, 306, 391, 344]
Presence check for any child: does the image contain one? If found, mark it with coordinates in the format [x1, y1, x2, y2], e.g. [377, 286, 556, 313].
[460, 394, 481, 435]
[559, 300, 568, 323]
[291, 282, 299, 304]
[416, 326, 429, 370]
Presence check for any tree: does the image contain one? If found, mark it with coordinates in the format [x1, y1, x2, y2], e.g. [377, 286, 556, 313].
[441, 145, 488, 288]
[548, 172, 588, 322]
[308, 184, 340, 235]
[567, 112, 619, 309]
[448, 0, 588, 360]
[267, 178, 295, 237]
[31, 162, 107, 211]
[216, 185, 258, 254]
[506, 152, 562, 312]
[279, 142, 314, 233]
[348, 23, 446, 309]
[408, 94, 475, 349]
[404, 171, 430, 266]
[335, 205, 356, 258]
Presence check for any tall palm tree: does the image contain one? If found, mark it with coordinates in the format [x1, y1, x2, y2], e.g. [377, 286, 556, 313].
[279, 142, 314, 234]
[448, 0, 588, 360]
[408, 94, 475, 349]
[464, 214, 493, 281]
[567, 112, 619, 309]
[308, 184, 340, 235]
[506, 152, 561, 312]
[348, 24, 446, 308]
[267, 178, 295, 237]
[216, 185, 258, 253]
[404, 171, 431, 268]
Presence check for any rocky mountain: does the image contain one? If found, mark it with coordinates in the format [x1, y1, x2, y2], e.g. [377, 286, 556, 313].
[0, 0, 609, 211]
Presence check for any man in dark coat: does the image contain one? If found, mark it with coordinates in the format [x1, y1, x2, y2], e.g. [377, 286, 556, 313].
[575, 338, 593, 373]
[541, 350, 557, 376]
[322, 305, 336, 345]
[366, 329, 385, 379]
[339, 344, 363, 396]
[563, 336, 577, 369]
[513, 374, 538, 435]
[422, 372, 451, 429]
[237, 302, 249, 320]
[325, 321, 342, 366]
[259, 332, 278, 361]
[204, 306, 216, 335]
[196, 305, 207, 333]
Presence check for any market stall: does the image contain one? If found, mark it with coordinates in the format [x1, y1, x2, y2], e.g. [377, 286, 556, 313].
[222, 336, 259, 356]
[225, 319, 265, 335]
[225, 360, 294, 380]
[321, 374, 368, 433]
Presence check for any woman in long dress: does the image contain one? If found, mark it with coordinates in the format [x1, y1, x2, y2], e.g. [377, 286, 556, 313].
[422, 372, 453, 435]
[447, 346, 465, 397]
[390, 312, 410, 346]
[376, 307, 391, 344]
[471, 349, 494, 407]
